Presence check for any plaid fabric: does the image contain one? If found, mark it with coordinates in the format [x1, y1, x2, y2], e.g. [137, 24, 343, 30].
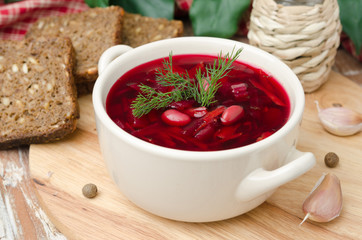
[0, 0, 88, 40]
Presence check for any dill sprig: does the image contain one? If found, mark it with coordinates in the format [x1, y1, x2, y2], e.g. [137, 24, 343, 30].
[194, 48, 242, 106]
[131, 48, 243, 118]
[130, 84, 187, 117]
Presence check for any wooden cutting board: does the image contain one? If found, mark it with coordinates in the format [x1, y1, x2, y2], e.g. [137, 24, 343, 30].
[29, 71, 362, 240]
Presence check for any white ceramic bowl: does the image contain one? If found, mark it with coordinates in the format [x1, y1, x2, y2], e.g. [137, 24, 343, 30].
[93, 37, 315, 222]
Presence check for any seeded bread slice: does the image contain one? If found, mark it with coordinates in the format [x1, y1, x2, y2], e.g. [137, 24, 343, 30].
[25, 6, 124, 85]
[122, 12, 184, 48]
[0, 37, 79, 149]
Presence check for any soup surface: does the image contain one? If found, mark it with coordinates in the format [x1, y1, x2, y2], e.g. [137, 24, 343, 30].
[106, 54, 290, 151]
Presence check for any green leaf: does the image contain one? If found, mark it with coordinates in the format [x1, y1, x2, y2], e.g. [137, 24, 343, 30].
[4, 0, 23, 3]
[84, 0, 109, 8]
[189, 0, 250, 38]
[337, 0, 362, 53]
[110, 0, 175, 19]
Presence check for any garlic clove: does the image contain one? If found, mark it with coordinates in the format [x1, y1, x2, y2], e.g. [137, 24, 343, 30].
[300, 173, 342, 225]
[315, 101, 362, 136]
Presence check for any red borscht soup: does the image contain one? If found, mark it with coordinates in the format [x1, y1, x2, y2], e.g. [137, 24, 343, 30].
[106, 54, 290, 151]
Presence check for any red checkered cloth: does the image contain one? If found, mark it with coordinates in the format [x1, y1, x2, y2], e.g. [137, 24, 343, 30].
[0, 0, 89, 40]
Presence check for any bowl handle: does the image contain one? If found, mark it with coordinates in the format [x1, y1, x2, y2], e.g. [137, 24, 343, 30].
[98, 45, 134, 75]
[236, 148, 315, 202]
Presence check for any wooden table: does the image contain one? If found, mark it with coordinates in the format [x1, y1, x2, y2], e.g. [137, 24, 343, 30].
[1, 32, 362, 239]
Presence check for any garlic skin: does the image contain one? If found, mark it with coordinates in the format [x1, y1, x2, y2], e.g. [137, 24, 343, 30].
[301, 173, 342, 225]
[315, 101, 362, 136]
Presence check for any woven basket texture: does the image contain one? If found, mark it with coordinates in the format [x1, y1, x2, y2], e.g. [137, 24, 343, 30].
[248, 0, 342, 92]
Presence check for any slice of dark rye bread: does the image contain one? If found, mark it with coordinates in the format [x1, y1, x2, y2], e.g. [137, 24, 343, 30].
[25, 6, 125, 85]
[0, 37, 79, 149]
[122, 12, 184, 48]
[75, 13, 184, 95]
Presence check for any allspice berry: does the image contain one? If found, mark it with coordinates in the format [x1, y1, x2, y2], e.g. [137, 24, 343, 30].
[324, 152, 339, 168]
[82, 183, 98, 198]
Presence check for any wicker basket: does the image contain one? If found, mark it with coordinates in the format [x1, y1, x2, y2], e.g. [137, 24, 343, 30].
[247, 0, 342, 92]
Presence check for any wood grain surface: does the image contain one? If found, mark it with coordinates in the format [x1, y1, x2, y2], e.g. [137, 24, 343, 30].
[0, 148, 66, 239]
[28, 71, 362, 240]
